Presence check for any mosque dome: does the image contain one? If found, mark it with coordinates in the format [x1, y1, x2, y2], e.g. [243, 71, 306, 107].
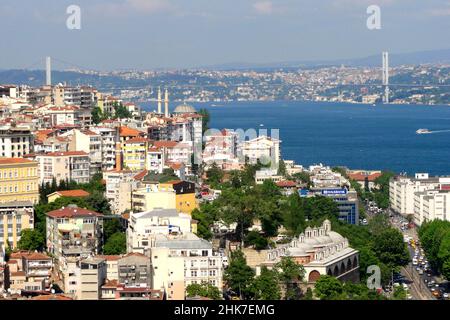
[173, 103, 196, 114]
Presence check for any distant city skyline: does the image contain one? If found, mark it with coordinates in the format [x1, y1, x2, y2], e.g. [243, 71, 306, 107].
[1, 0, 449, 70]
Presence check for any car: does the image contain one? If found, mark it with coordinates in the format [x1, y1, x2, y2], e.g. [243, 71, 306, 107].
[418, 269, 424, 275]
[427, 273, 432, 277]
[416, 267, 421, 271]
[443, 293, 449, 299]
[407, 294, 413, 300]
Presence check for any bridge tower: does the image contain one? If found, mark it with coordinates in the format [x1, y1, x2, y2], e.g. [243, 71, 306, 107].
[382, 52, 389, 103]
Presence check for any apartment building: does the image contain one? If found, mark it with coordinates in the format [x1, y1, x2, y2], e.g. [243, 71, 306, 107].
[414, 189, 450, 225]
[389, 173, 442, 217]
[46, 106, 79, 126]
[127, 208, 192, 254]
[46, 205, 104, 264]
[159, 180, 197, 214]
[32, 151, 90, 184]
[0, 125, 34, 158]
[122, 137, 150, 171]
[117, 253, 151, 288]
[103, 169, 140, 215]
[79, 257, 107, 300]
[240, 135, 281, 168]
[91, 126, 117, 170]
[132, 183, 177, 213]
[151, 233, 223, 300]
[0, 158, 39, 205]
[0, 202, 34, 249]
[66, 129, 102, 173]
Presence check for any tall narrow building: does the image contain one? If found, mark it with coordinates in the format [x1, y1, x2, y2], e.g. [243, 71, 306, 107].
[164, 88, 169, 117]
[157, 87, 162, 114]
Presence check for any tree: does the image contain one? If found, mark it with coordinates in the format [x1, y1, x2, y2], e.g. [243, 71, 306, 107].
[302, 287, 313, 300]
[249, 266, 281, 300]
[198, 108, 210, 135]
[103, 218, 123, 241]
[368, 212, 390, 236]
[17, 229, 45, 251]
[186, 283, 222, 300]
[206, 162, 224, 186]
[314, 275, 344, 300]
[442, 259, 450, 280]
[91, 107, 104, 124]
[112, 102, 132, 119]
[372, 228, 409, 268]
[275, 256, 305, 300]
[245, 231, 268, 250]
[393, 285, 407, 300]
[103, 232, 126, 255]
[223, 250, 255, 297]
[277, 159, 286, 177]
[281, 192, 306, 236]
[292, 172, 311, 187]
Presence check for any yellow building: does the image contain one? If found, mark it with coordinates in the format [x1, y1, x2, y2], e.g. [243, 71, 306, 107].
[122, 138, 149, 171]
[0, 158, 39, 204]
[159, 181, 198, 214]
[0, 158, 39, 249]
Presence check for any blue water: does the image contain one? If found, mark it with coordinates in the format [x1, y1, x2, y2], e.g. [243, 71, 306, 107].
[141, 101, 450, 175]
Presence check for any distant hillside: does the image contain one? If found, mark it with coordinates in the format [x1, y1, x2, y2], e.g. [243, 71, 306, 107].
[0, 70, 148, 89]
[207, 48, 450, 70]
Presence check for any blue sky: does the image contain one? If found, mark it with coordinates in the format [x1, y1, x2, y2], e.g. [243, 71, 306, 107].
[1, 0, 449, 70]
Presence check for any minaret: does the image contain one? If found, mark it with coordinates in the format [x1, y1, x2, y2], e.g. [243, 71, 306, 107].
[157, 87, 162, 114]
[46, 56, 52, 86]
[164, 88, 169, 117]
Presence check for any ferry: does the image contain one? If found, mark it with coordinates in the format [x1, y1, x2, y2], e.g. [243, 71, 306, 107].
[416, 128, 431, 134]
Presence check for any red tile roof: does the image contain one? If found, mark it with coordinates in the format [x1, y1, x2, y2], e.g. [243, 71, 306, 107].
[276, 180, 297, 188]
[41, 151, 88, 157]
[0, 158, 35, 165]
[31, 294, 73, 300]
[52, 189, 90, 198]
[123, 137, 149, 144]
[133, 170, 148, 181]
[23, 252, 52, 261]
[153, 140, 178, 148]
[120, 126, 142, 137]
[347, 172, 382, 182]
[46, 206, 103, 218]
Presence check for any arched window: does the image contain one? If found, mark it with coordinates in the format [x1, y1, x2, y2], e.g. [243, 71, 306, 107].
[353, 256, 358, 268]
[308, 270, 321, 283]
[347, 259, 352, 271]
[333, 265, 339, 276]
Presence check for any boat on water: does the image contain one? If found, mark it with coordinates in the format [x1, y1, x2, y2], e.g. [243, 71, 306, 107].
[259, 124, 264, 127]
[416, 129, 432, 134]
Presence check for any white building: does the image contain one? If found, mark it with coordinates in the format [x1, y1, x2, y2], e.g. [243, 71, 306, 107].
[0, 125, 34, 158]
[240, 135, 281, 168]
[127, 208, 192, 254]
[389, 173, 442, 217]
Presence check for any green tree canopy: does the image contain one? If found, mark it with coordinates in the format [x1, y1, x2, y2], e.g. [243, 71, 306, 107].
[223, 250, 255, 297]
[249, 266, 281, 300]
[186, 283, 222, 300]
[17, 229, 45, 252]
[314, 275, 344, 300]
[103, 232, 126, 255]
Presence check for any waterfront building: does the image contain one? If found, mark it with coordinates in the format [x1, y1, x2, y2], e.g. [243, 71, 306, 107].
[389, 173, 443, 218]
[347, 170, 382, 191]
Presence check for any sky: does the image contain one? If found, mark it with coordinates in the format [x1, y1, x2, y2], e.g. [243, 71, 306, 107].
[0, 0, 449, 70]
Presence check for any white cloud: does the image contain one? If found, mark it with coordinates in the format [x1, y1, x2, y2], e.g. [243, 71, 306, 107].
[253, 1, 274, 15]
